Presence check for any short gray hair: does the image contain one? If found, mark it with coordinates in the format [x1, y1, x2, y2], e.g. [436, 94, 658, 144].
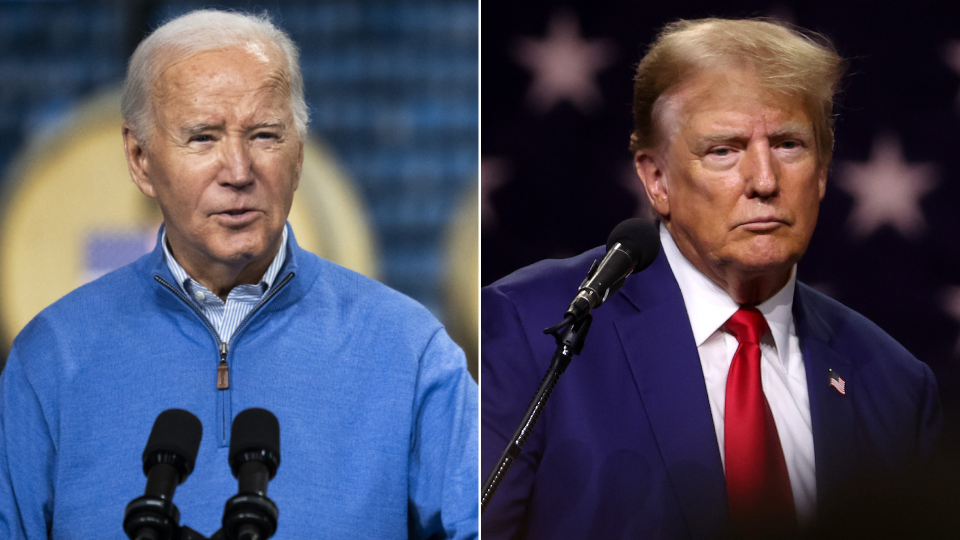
[121, 9, 309, 145]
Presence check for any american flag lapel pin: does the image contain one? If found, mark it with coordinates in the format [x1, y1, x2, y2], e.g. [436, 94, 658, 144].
[828, 369, 846, 396]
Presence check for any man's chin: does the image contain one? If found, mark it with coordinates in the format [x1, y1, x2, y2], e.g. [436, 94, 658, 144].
[723, 239, 802, 274]
[207, 236, 272, 267]
[727, 254, 798, 279]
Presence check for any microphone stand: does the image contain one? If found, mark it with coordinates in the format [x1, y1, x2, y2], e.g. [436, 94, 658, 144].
[480, 313, 593, 513]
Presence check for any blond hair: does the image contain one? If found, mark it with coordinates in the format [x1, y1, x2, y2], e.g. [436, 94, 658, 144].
[629, 18, 846, 164]
[121, 9, 308, 146]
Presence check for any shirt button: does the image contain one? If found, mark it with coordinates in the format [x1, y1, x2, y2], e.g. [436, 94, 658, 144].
[195, 291, 205, 301]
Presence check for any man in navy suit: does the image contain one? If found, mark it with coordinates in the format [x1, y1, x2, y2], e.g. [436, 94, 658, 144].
[481, 18, 941, 539]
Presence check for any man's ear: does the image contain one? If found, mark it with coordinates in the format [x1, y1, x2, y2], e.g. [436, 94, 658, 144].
[293, 139, 304, 192]
[122, 123, 156, 198]
[634, 149, 670, 218]
[817, 164, 828, 200]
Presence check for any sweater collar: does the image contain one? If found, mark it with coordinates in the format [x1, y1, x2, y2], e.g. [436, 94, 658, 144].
[146, 222, 308, 297]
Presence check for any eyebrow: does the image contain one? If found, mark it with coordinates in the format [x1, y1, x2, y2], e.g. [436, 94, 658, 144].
[768, 121, 815, 140]
[179, 120, 287, 138]
[692, 122, 815, 150]
[246, 120, 286, 132]
[689, 133, 748, 154]
[181, 123, 223, 137]
[696, 133, 746, 146]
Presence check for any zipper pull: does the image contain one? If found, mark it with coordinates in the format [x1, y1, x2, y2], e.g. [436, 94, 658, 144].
[217, 342, 229, 390]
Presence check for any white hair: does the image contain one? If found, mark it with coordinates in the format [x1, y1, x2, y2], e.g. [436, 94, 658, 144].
[120, 9, 309, 145]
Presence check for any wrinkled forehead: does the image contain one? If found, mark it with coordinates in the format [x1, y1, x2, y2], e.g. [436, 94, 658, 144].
[150, 41, 290, 100]
[653, 67, 814, 146]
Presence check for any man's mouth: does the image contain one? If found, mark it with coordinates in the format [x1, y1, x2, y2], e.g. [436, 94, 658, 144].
[739, 217, 787, 232]
[215, 209, 258, 224]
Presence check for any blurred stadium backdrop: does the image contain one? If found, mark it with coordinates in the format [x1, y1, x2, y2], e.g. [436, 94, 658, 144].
[482, 0, 960, 452]
[0, 0, 478, 378]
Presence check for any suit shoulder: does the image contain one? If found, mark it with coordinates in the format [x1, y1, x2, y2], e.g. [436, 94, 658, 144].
[797, 282, 903, 349]
[796, 282, 930, 378]
[484, 246, 604, 305]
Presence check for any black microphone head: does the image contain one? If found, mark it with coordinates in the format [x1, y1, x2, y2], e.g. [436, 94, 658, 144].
[605, 218, 660, 273]
[229, 407, 281, 479]
[142, 408, 202, 480]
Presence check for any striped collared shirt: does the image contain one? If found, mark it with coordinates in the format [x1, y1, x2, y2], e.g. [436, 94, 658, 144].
[161, 225, 288, 343]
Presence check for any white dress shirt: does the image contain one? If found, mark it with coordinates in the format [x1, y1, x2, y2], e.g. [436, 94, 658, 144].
[659, 224, 817, 524]
[162, 225, 288, 344]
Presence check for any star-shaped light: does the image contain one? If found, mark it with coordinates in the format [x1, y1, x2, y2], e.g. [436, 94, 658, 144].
[481, 157, 511, 229]
[835, 133, 938, 239]
[943, 40, 960, 112]
[943, 287, 960, 355]
[512, 9, 616, 115]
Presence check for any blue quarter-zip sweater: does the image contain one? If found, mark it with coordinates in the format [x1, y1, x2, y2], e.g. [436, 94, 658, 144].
[0, 228, 478, 539]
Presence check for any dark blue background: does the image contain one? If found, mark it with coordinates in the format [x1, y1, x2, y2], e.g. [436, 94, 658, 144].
[481, 0, 960, 452]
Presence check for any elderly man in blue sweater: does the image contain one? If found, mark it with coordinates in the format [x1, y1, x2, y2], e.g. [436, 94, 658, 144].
[0, 9, 478, 539]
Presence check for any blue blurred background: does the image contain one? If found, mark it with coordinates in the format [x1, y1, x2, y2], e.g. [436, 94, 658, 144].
[0, 0, 478, 368]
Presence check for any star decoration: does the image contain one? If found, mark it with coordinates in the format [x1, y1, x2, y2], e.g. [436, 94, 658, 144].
[943, 287, 960, 355]
[512, 9, 616, 115]
[943, 40, 960, 112]
[835, 133, 938, 239]
[481, 157, 511, 229]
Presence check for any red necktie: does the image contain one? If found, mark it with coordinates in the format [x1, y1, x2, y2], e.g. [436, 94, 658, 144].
[724, 307, 796, 537]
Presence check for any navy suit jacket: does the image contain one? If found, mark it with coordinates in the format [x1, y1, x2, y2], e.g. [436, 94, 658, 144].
[481, 245, 941, 539]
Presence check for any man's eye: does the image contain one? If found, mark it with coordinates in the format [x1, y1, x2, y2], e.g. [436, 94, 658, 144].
[711, 148, 732, 157]
[780, 140, 799, 149]
[255, 132, 277, 140]
[190, 135, 213, 143]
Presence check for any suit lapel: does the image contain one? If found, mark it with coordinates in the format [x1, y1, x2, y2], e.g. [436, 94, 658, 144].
[612, 253, 728, 539]
[794, 284, 857, 509]
[607, 254, 858, 532]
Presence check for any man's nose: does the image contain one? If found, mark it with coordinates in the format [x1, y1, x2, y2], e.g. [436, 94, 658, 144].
[221, 137, 254, 187]
[741, 143, 779, 198]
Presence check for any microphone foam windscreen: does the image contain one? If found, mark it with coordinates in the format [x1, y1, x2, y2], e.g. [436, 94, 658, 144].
[606, 218, 661, 273]
[143, 408, 203, 466]
[229, 407, 281, 463]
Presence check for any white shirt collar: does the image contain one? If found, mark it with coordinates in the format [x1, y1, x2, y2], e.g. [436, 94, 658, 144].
[161, 224, 289, 296]
[659, 223, 797, 367]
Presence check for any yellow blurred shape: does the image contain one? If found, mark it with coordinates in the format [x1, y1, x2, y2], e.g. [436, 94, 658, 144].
[0, 90, 376, 345]
[443, 184, 479, 380]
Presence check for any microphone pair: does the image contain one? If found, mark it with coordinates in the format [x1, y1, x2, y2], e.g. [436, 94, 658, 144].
[123, 408, 281, 540]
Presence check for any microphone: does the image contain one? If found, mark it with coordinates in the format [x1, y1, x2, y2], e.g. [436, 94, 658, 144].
[564, 218, 660, 323]
[222, 408, 281, 540]
[485, 220, 660, 512]
[124, 409, 203, 540]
